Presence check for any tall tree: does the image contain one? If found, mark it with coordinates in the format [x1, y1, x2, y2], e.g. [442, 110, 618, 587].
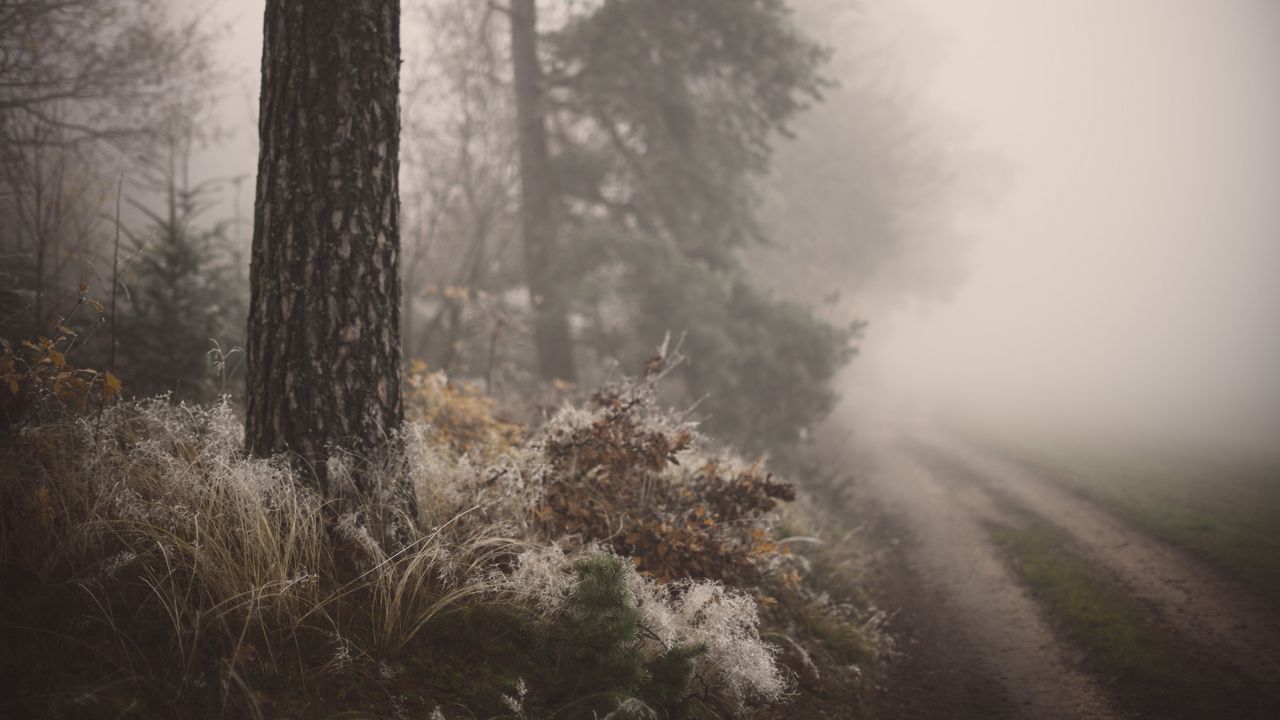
[749, 0, 969, 314]
[401, 0, 853, 458]
[509, 0, 576, 383]
[246, 0, 404, 499]
[545, 0, 851, 456]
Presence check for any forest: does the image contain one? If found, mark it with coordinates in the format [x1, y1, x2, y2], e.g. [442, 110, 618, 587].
[3, 1, 1279, 719]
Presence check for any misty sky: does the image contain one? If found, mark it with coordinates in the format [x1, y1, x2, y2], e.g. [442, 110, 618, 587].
[852, 0, 1280, 448]
[196, 0, 1280, 448]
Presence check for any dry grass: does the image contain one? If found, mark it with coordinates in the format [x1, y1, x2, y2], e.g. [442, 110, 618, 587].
[0, 391, 811, 718]
[1, 400, 513, 716]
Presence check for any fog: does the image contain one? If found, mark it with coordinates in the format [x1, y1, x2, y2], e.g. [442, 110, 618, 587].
[842, 0, 1280, 452]
[9, 4, 1280, 715]
[191, 0, 1280, 451]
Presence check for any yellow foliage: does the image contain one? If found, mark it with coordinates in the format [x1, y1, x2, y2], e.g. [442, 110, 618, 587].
[1, 320, 119, 426]
[103, 372, 123, 401]
[403, 361, 521, 461]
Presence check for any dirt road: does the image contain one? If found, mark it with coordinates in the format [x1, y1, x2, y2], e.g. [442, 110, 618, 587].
[852, 424, 1280, 719]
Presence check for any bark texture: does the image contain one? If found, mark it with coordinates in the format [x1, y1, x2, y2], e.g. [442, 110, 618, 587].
[246, 0, 403, 497]
[510, 0, 577, 383]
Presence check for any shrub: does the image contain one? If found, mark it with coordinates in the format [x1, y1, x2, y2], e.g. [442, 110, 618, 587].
[0, 392, 792, 718]
[497, 548, 786, 716]
[404, 360, 522, 461]
[537, 379, 796, 584]
[0, 287, 119, 435]
[550, 554, 702, 715]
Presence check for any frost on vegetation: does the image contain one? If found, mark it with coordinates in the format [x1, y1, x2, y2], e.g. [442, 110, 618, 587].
[0, 386, 809, 716]
[334, 511, 389, 568]
[497, 544, 578, 617]
[499, 677, 528, 715]
[93, 550, 138, 582]
[602, 697, 658, 720]
[501, 546, 785, 707]
[322, 632, 355, 676]
[630, 565, 786, 704]
[403, 364, 523, 461]
[1, 399, 511, 706]
[400, 419, 546, 537]
[532, 378, 797, 584]
[668, 580, 787, 703]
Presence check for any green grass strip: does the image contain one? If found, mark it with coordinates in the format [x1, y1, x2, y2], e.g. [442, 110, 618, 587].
[986, 508, 1168, 682]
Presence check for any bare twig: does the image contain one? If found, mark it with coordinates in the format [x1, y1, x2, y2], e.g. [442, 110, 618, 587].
[110, 172, 121, 373]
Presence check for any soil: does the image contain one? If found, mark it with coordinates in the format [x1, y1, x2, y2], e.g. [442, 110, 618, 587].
[844, 423, 1280, 720]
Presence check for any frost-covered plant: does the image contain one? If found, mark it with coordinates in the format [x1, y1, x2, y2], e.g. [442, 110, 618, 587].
[535, 378, 796, 584]
[496, 543, 579, 616]
[498, 548, 784, 713]
[602, 698, 659, 720]
[0, 400, 513, 717]
[0, 373, 814, 718]
[667, 581, 788, 703]
[404, 362, 522, 460]
[400, 418, 546, 538]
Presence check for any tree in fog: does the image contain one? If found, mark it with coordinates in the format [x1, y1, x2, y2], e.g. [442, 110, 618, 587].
[0, 0, 218, 343]
[245, 0, 404, 500]
[752, 0, 972, 313]
[400, 0, 523, 381]
[0, 0, 212, 147]
[0, 117, 106, 334]
[398, 0, 854, 456]
[509, 0, 576, 383]
[544, 0, 853, 454]
[119, 124, 244, 401]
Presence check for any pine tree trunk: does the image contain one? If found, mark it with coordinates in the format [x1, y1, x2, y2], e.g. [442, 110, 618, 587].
[510, 0, 577, 383]
[246, 0, 404, 502]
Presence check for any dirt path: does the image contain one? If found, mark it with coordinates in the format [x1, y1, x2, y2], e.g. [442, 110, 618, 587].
[855, 422, 1280, 719]
[918, 434, 1280, 687]
[855, 434, 1120, 720]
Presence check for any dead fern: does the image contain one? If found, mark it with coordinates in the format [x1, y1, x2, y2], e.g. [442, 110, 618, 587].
[538, 380, 795, 584]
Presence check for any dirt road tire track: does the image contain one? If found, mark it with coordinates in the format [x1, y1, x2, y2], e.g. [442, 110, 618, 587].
[856, 439, 1121, 719]
[856, 425, 1280, 718]
[920, 435, 1280, 689]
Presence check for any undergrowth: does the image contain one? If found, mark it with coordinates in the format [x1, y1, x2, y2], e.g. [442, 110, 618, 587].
[0, 370, 882, 718]
[1, 285, 120, 436]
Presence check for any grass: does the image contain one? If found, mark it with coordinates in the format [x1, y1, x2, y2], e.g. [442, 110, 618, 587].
[986, 498, 1280, 719]
[750, 500, 886, 720]
[985, 505, 1168, 682]
[0, 382, 884, 718]
[0, 400, 520, 718]
[1002, 443, 1280, 605]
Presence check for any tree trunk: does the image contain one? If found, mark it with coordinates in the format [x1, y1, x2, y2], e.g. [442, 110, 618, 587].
[510, 0, 576, 383]
[246, 0, 405, 502]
